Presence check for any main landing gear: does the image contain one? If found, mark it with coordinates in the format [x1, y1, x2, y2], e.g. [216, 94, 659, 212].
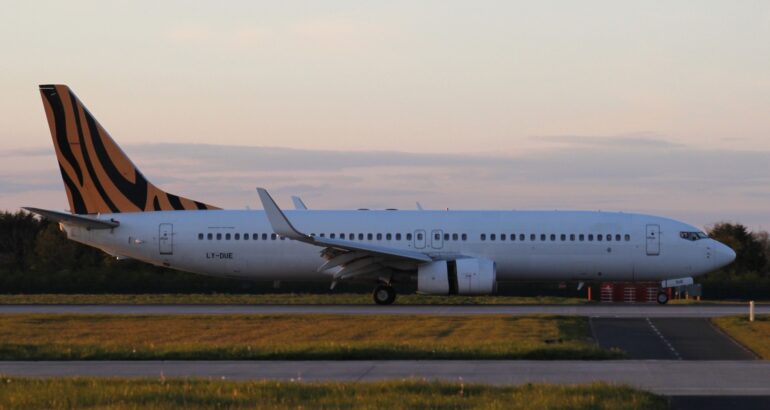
[373, 284, 397, 305]
[657, 291, 669, 305]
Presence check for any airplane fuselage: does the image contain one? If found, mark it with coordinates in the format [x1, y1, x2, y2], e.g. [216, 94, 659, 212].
[63, 209, 731, 283]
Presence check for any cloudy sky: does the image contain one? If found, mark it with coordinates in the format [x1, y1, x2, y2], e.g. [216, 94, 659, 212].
[1, 1, 769, 230]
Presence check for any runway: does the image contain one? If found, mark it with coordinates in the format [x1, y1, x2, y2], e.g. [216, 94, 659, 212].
[590, 318, 756, 360]
[0, 360, 768, 396]
[0, 303, 765, 317]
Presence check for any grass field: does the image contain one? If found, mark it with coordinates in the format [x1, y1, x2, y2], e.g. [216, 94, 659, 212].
[0, 293, 589, 305]
[0, 378, 665, 410]
[711, 314, 770, 359]
[0, 314, 619, 360]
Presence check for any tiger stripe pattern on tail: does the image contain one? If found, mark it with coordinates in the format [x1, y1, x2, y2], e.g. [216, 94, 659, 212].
[39, 84, 219, 215]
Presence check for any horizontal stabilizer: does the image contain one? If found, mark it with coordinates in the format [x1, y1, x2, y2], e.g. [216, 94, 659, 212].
[23, 207, 119, 230]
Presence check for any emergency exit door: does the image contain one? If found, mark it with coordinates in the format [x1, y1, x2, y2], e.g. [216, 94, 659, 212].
[159, 223, 173, 255]
[646, 224, 660, 256]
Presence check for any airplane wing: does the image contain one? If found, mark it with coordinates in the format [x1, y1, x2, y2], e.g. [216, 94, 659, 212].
[258, 189, 431, 263]
[23, 207, 119, 230]
[257, 188, 432, 282]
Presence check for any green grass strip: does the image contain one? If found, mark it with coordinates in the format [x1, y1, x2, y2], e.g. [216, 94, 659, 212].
[711, 314, 770, 359]
[0, 378, 665, 410]
[0, 314, 621, 360]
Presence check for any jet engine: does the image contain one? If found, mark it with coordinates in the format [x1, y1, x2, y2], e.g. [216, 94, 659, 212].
[417, 258, 497, 295]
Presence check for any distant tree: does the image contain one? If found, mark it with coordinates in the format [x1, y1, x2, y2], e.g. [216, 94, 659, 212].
[0, 211, 43, 272]
[708, 222, 767, 275]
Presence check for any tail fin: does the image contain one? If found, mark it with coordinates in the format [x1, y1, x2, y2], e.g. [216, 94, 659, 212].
[39, 84, 219, 214]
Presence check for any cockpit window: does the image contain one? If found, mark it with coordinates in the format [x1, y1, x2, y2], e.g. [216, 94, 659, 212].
[680, 231, 709, 241]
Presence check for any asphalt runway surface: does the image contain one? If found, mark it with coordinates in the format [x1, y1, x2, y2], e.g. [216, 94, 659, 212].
[590, 318, 756, 360]
[0, 360, 768, 397]
[0, 303, 766, 317]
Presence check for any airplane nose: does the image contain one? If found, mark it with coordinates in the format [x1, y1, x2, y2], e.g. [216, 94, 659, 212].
[713, 242, 736, 269]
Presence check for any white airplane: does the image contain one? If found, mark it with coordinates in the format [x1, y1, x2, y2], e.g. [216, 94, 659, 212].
[26, 85, 736, 305]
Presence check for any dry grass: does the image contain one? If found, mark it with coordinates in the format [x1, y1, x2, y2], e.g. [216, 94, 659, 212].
[0, 378, 665, 410]
[711, 314, 770, 359]
[0, 314, 618, 360]
[0, 293, 588, 305]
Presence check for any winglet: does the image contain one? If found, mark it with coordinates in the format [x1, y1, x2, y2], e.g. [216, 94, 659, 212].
[257, 188, 308, 240]
[291, 196, 308, 210]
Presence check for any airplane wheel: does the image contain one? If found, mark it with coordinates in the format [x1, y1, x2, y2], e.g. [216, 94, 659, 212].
[373, 285, 396, 305]
[657, 291, 669, 305]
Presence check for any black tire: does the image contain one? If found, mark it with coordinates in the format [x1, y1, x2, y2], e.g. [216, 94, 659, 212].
[657, 291, 669, 305]
[373, 284, 397, 305]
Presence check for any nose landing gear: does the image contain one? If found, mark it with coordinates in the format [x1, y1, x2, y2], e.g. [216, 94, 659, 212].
[373, 284, 397, 305]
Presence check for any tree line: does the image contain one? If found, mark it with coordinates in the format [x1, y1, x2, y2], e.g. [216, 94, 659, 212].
[1, 210, 768, 298]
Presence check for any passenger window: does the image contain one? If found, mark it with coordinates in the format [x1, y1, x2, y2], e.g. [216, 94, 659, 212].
[359, 233, 364, 240]
[452, 233, 458, 241]
[570, 234, 575, 241]
[511, 234, 516, 241]
[368, 233, 373, 240]
[377, 233, 383, 240]
[462, 233, 467, 241]
[271, 233, 277, 240]
[615, 234, 621, 241]
[588, 234, 594, 241]
[320, 233, 325, 238]
[262, 233, 268, 240]
[625, 234, 631, 241]
[530, 234, 536, 241]
[243, 233, 249, 241]
[481, 234, 486, 241]
[541, 234, 546, 241]
[416, 233, 423, 240]
[198, 233, 203, 240]
[207, 233, 213, 240]
[550, 234, 556, 241]
[606, 234, 612, 241]
[579, 234, 585, 241]
[520, 234, 525, 241]
[407, 233, 412, 240]
[396, 233, 402, 240]
[350, 233, 355, 240]
[560, 234, 566, 241]
[234, 233, 240, 240]
[597, 234, 603, 242]
[387, 233, 392, 240]
[340, 233, 345, 239]
[330, 233, 336, 239]
[491, 234, 496, 241]
[500, 234, 506, 241]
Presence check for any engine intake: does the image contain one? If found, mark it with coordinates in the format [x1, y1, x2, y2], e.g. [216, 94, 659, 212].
[417, 258, 497, 295]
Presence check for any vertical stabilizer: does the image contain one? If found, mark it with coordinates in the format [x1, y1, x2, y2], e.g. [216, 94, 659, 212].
[39, 84, 219, 214]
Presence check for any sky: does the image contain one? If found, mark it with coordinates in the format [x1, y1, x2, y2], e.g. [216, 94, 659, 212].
[1, 1, 769, 230]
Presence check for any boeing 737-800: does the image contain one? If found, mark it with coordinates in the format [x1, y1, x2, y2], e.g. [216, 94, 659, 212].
[25, 85, 736, 304]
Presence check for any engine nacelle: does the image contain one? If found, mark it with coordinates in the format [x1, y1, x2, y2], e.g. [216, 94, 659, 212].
[417, 258, 497, 295]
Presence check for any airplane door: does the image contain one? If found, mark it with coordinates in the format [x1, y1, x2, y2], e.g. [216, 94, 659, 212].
[414, 230, 426, 249]
[431, 229, 444, 249]
[159, 223, 174, 255]
[646, 224, 660, 256]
